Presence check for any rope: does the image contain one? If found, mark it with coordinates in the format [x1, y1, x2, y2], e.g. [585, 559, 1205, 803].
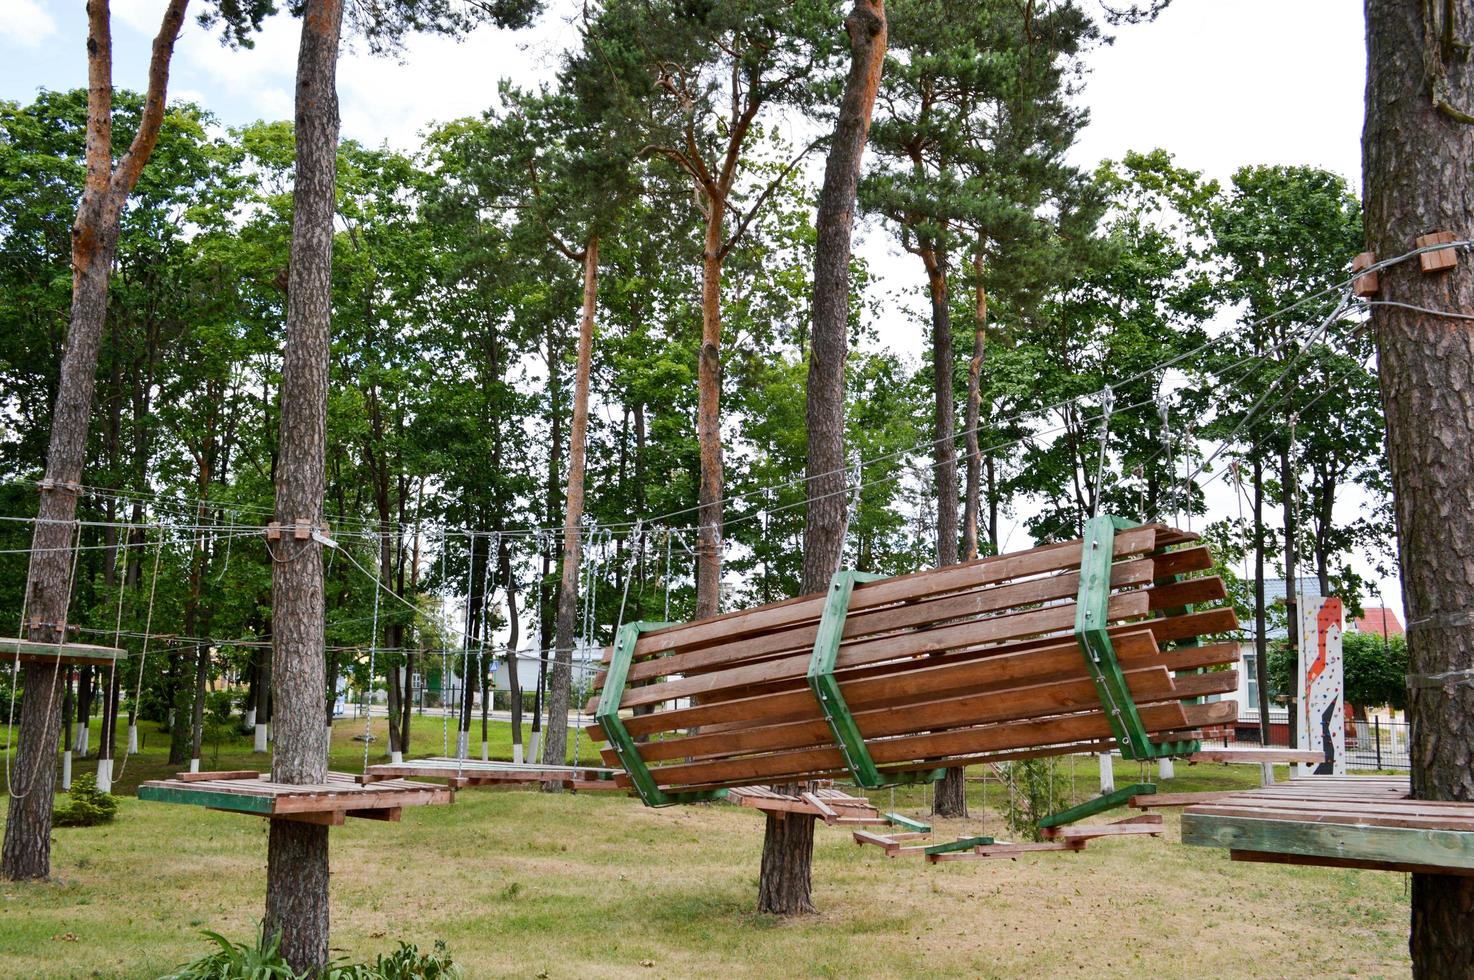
[112, 527, 163, 785]
[1092, 387, 1115, 520]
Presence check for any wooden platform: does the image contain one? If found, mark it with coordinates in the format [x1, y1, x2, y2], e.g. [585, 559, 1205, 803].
[588, 522, 1239, 796]
[726, 785, 903, 826]
[1185, 747, 1323, 765]
[138, 770, 453, 825]
[1176, 776, 1474, 875]
[0, 637, 126, 666]
[360, 757, 621, 791]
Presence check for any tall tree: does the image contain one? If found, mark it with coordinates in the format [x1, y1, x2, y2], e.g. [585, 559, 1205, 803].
[1, 0, 266, 883]
[758, 0, 887, 918]
[1363, 0, 1474, 971]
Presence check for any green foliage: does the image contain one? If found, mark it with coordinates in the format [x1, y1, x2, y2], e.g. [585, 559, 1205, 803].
[164, 932, 462, 980]
[996, 760, 1069, 842]
[52, 773, 120, 828]
[1268, 630, 1409, 711]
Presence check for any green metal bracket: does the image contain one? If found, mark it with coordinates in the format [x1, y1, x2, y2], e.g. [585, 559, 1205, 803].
[924, 835, 996, 856]
[1037, 782, 1156, 829]
[808, 570, 886, 787]
[1075, 515, 1199, 760]
[885, 812, 932, 834]
[596, 621, 728, 808]
[808, 570, 945, 789]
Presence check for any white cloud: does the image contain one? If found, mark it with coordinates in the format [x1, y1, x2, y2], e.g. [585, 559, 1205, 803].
[0, 0, 58, 48]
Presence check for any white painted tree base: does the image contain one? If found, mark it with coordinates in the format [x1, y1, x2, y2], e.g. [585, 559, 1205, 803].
[456, 731, 469, 760]
[529, 732, 541, 763]
[391, 751, 403, 764]
[76, 726, 88, 757]
[253, 723, 269, 753]
[1260, 762, 1276, 786]
[96, 758, 112, 793]
[512, 744, 523, 765]
[1098, 752, 1115, 794]
[244, 707, 256, 731]
[1158, 758, 1175, 780]
[481, 741, 489, 762]
[189, 757, 200, 773]
[61, 750, 72, 791]
[126, 725, 138, 754]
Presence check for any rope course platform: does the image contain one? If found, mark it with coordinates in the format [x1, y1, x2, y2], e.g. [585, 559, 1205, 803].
[1157, 776, 1474, 876]
[137, 770, 453, 825]
[359, 757, 621, 791]
[588, 518, 1240, 805]
[0, 636, 127, 666]
[725, 785, 927, 829]
[1184, 747, 1324, 765]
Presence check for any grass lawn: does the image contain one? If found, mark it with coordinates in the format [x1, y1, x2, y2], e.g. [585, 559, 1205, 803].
[0, 722, 1413, 978]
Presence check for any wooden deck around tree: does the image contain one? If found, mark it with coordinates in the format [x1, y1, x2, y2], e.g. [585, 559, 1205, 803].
[1179, 776, 1474, 875]
[359, 757, 622, 790]
[0, 636, 126, 666]
[138, 770, 453, 824]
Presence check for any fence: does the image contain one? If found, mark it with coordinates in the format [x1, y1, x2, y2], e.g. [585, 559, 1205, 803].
[1215, 716, 1410, 771]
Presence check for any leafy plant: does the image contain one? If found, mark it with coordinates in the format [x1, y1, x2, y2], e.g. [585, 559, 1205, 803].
[52, 773, 119, 827]
[165, 932, 462, 980]
[995, 759, 1069, 842]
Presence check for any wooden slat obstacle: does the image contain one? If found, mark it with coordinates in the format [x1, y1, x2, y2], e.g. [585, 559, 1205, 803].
[360, 757, 621, 791]
[138, 770, 452, 825]
[1170, 776, 1474, 876]
[588, 516, 1240, 805]
[0, 637, 127, 667]
[726, 784, 928, 830]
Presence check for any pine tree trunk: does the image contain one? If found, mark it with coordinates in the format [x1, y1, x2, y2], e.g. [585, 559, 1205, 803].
[759, 0, 886, 917]
[2, 0, 188, 880]
[543, 238, 598, 776]
[262, 0, 343, 970]
[1252, 449, 1271, 745]
[500, 539, 523, 757]
[1363, 1, 1474, 971]
[962, 251, 987, 561]
[696, 209, 726, 619]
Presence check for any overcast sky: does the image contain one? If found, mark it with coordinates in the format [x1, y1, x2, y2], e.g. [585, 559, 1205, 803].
[0, 1, 1392, 613]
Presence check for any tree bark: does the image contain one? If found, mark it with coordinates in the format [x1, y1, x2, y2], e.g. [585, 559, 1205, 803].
[2, 0, 190, 882]
[1252, 448, 1271, 745]
[262, 0, 343, 970]
[543, 237, 599, 777]
[696, 208, 726, 619]
[1363, 1, 1474, 972]
[500, 537, 523, 759]
[759, 0, 886, 917]
[962, 250, 987, 561]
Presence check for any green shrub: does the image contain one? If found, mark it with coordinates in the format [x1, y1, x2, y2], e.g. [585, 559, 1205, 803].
[53, 773, 119, 827]
[995, 758, 1069, 842]
[164, 931, 462, 980]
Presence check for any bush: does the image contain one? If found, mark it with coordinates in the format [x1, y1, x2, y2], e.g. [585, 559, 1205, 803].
[164, 931, 463, 980]
[53, 773, 118, 827]
[995, 758, 1069, 842]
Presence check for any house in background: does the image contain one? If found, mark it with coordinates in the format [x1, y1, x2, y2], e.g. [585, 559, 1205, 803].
[1349, 606, 1404, 638]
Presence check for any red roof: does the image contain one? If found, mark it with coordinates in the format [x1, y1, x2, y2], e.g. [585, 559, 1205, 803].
[1351, 607, 1404, 637]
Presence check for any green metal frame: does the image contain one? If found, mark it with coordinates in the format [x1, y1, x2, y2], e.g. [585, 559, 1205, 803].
[808, 570, 947, 789]
[1037, 782, 1155, 830]
[1075, 515, 1199, 760]
[885, 812, 932, 834]
[924, 835, 996, 856]
[137, 783, 274, 815]
[596, 621, 729, 808]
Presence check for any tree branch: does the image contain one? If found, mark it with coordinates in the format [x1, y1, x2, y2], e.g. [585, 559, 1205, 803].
[719, 136, 822, 260]
[109, 0, 191, 201]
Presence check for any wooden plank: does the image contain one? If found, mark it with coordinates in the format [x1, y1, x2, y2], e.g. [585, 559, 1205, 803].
[1228, 848, 1474, 878]
[616, 555, 1163, 686]
[622, 699, 1219, 791]
[0, 637, 127, 666]
[617, 590, 1153, 711]
[173, 769, 263, 782]
[800, 792, 838, 819]
[1181, 812, 1474, 873]
[928, 839, 1086, 862]
[1188, 747, 1323, 764]
[609, 528, 1160, 664]
[1043, 814, 1164, 840]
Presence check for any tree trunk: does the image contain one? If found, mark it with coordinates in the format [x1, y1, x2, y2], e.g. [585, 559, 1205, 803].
[1252, 449, 1271, 745]
[924, 245, 966, 816]
[696, 208, 726, 619]
[263, 0, 343, 970]
[543, 237, 599, 776]
[2, 0, 189, 882]
[1364, 1, 1474, 971]
[189, 642, 208, 767]
[500, 538, 523, 760]
[962, 250, 987, 561]
[759, 0, 886, 917]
